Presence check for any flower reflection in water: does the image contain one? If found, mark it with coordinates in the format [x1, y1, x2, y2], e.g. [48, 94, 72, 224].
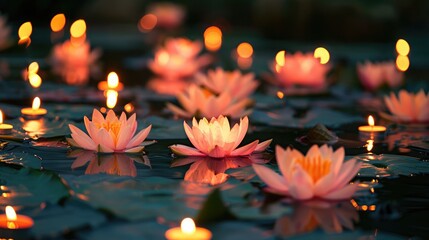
[70, 150, 150, 177]
[274, 200, 358, 237]
[172, 155, 270, 185]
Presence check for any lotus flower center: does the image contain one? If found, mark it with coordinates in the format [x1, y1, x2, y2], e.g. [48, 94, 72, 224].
[97, 120, 122, 137]
[295, 156, 331, 183]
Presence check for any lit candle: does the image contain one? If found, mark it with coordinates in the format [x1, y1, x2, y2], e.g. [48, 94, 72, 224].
[97, 72, 124, 92]
[0, 110, 13, 135]
[21, 97, 47, 120]
[165, 218, 212, 240]
[0, 206, 34, 229]
[358, 115, 386, 141]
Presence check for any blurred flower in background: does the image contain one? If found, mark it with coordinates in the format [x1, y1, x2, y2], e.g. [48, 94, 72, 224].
[357, 61, 403, 91]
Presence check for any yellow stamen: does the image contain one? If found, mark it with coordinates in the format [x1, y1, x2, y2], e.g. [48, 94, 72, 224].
[295, 156, 331, 183]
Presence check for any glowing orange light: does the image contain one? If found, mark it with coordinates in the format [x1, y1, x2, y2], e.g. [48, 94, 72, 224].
[5, 206, 17, 221]
[396, 39, 410, 56]
[18, 22, 32, 40]
[50, 13, 66, 32]
[100, 107, 107, 114]
[204, 26, 222, 51]
[366, 139, 374, 152]
[369, 205, 376, 211]
[275, 50, 286, 67]
[368, 115, 375, 127]
[276, 91, 284, 99]
[181, 218, 196, 234]
[124, 103, 134, 113]
[396, 55, 410, 72]
[314, 47, 330, 64]
[138, 14, 157, 32]
[106, 90, 118, 109]
[28, 62, 39, 74]
[350, 199, 359, 208]
[361, 205, 368, 211]
[107, 72, 119, 89]
[32, 97, 41, 110]
[70, 19, 86, 38]
[0, 111, 3, 124]
[29, 73, 42, 88]
[237, 42, 253, 59]
[158, 51, 170, 65]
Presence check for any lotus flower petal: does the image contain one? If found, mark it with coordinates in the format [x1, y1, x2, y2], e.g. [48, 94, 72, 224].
[384, 90, 429, 122]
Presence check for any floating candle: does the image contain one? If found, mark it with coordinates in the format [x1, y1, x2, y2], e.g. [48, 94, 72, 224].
[165, 218, 212, 240]
[0, 206, 34, 229]
[97, 72, 124, 92]
[0, 110, 13, 135]
[358, 115, 386, 141]
[21, 97, 47, 120]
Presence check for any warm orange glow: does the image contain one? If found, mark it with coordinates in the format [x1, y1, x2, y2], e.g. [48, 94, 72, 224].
[29, 73, 42, 88]
[18, 22, 32, 39]
[70, 19, 86, 38]
[368, 115, 375, 127]
[204, 26, 222, 51]
[369, 205, 376, 211]
[181, 218, 196, 234]
[106, 90, 118, 109]
[50, 13, 66, 32]
[361, 205, 368, 211]
[138, 14, 157, 32]
[237, 42, 253, 59]
[296, 155, 331, 183]
[5, 206, 17, 221]
[107, 72, 119, 89]
[396, 55, 410, 72]
[396, 39, 410, 56]
[0, 110, 3, 124]
[237, 56, 252, 69]
[124, 103, 134, 113]
[366, 139, 374, 152]
[277, 91, 284, 99]
[314, 47, 330, 64]
[350, 199, 359, 208]
[275, 50, 286, 67]
[158, 51, 170, 65]
[28, 62, 39, 74]
[100, 107, 107, 114]
[32, 97, 41, 110]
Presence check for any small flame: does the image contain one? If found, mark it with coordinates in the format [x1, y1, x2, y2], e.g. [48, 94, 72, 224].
[32, 97, 41, 110]
[368, 115, 375, 127]
[314, 47, 330, 64]
[106, 90, 118, 109]
[50, 13, 66, 32]
[18, 22, 32, 40]
[276, 91, 284, 99]
[396, 55, 410, 72]
[396, 39, 410, 56]
[5, 206, 17, 221]
[366, 139, 374, 152]
[107, 72, 119, 89]
[138, 14, 157, 32]
[181, 218, 196, 234]
[70, 19, 86, 38]
[28, 62, 39, 75]
[275, 50, 286, 67]
[0, 110, 3, 124]
[237, 42, 253, 59]
[204, 26, 222, 51]
[29, 73, 42, 88]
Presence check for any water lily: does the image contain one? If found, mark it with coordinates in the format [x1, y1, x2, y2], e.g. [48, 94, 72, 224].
[50, 40, 101, 85]
[146, 2, 185, 29]
[357, 61, 403, 91]
[68, 109, 154, 153]
[384, 89, 429, 123]
[170, 115, 271, 158]
[272, 52, 331, 88]
[253, 145, 362, 200]
[195, 68, 258, 100]
[148, 38, 211, 81]
[167, 84, 252, 119]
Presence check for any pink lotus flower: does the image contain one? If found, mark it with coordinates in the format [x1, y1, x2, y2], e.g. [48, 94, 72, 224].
[167, 84, 252, 119]
[68, 109, 154, 153]
[169, 115, 272, 158]
[50, 40, 101, 85]
[148, 38, 211, 81]
[272, 52, 331, 88]
[195, 68, 259, 100]
[253, 145, 361, 200]
[147, 2, 185, 29]
[357, 61, 403, 91]
[384, 89, 429, 123]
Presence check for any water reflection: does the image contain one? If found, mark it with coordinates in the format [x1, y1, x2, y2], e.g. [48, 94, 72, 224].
[70, 150, 150, 177]
[274, 201, 358, 237]
[172, 155, 270, 185]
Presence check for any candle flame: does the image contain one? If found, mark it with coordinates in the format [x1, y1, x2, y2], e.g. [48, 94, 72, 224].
[0, 110, 3, 124]
[368, 115, 375, 127]
[366, 139, 374, 152]
[28, 62, 39, 75]
[107, 72, 119, 89]
[181, 218, 196, 234]
[5, 206, 17, 221]
[29, 73, 42, 88]
[18, 22, 32, 40]
[138, 14, 157, 32]
[314, 47, 330, 64]
[204, 26, 222, 51]
[106, 90, 118, 109]
[276, 91, 284, 99]
[396, 39, 410, 56]
[237, 42, 253, 59]
[32, 97, 41, 110]
[70, 19, 86, 38]
[396, 55, 410, 72]
[50, 13, 66, 32]
[275, 50, 286, 67]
